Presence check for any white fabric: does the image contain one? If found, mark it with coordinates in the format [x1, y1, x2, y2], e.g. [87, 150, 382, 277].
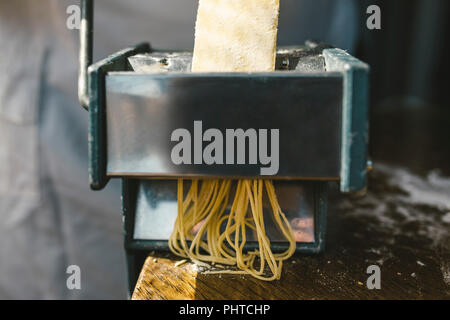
[0, 0, 357, 299]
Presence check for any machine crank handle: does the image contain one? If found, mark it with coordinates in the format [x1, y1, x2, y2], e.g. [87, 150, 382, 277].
[78, 0, 94, 111]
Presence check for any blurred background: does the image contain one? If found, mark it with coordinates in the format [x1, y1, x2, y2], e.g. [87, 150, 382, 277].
[0, 0, 448, 299]
[359, 0, 449, 108]
[357, 0, 450, 178]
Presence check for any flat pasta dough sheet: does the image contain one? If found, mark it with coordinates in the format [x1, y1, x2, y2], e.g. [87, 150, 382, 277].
[192, 0, 280, 72]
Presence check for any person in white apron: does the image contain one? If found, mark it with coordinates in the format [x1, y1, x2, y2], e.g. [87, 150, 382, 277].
[0, 0, 358, 299]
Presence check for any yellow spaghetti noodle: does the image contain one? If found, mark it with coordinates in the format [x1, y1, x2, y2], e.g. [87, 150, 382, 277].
[169, 179, 296, 281]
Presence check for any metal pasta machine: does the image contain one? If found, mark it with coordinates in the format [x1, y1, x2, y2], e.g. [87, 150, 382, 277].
[78, 0, 369, 292]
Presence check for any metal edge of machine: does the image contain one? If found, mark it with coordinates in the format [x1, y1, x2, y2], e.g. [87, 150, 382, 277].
[323, 49, 370, 193]
[87, 43, 151, 190]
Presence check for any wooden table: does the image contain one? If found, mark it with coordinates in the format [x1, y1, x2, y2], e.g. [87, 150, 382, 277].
[132, 105, 450, 300]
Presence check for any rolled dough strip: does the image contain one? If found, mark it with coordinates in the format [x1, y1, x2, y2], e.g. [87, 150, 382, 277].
[192, 0, 280, 72]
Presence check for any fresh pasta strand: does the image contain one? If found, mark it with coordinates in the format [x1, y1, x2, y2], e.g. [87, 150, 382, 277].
[169, 179, 296, 281]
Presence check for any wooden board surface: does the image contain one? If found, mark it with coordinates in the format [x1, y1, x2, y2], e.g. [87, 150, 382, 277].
[132, 106, 450, 300]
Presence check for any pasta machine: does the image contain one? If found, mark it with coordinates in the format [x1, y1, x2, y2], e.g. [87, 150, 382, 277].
[78, 0, 369, 292]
